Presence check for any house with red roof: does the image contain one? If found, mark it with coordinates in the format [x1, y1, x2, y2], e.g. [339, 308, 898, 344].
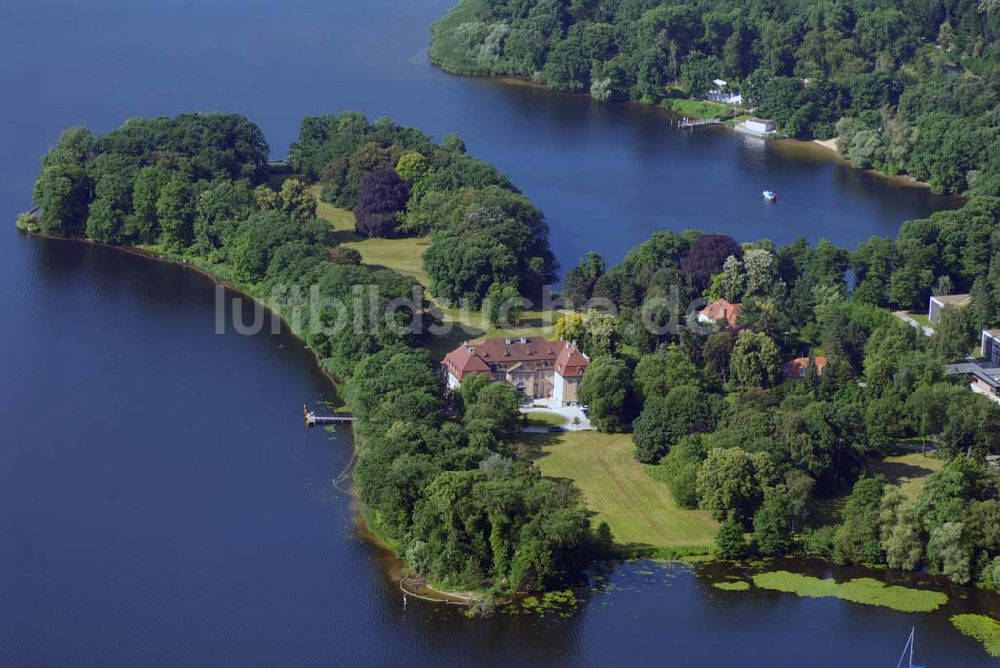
[441, 336, 589, 405]
[783, 355, 827, 380]
[697, 298, 742, 329]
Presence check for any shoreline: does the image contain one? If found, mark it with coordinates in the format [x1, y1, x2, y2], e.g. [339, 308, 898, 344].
[813, 138, 839, 153]
[16, 226, 998, 619]
[14, 228, 347, 389]
[807, 138, 935, 190]
[15, 226, 479, 605]
[433, 65, 940, 192]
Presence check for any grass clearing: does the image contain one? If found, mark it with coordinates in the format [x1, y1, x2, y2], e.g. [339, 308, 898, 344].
[951, 614, 1000, 657]
[344, 235, 433, 285]
[520, 431, 718, 548]
[310, 188, 566, 353]
[523, 411, 567, 429]
[661, 97, 734, 119]
[813, 450, 943, 526]
[310, 186, 357, 234]
[905, 311, 933, 329]
[868, 450, 944, 499]
[751, 571, 947, 613]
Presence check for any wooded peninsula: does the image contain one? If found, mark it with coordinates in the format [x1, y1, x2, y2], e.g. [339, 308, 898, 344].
[19, 105, 1000, 615]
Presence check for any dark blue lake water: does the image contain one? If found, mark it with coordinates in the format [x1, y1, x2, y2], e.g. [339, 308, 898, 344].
[0, 1, 992, 665]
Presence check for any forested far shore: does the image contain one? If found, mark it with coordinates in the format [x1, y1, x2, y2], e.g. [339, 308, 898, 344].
[431, 0, 1000, 195]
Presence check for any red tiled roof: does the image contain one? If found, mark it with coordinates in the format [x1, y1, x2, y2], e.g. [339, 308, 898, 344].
[474, 336, 560, 363]
[442, 337, 589, 381]
[784, 355, 827, 379]
[699, 299, 742, 328]
[442, 344, 490, 382]
[555, 343, 589, 377]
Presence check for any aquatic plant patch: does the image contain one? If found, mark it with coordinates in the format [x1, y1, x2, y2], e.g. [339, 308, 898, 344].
[512, 589, 582, 617]
[712, 581, 751, 591]
[950, 614, 1000, 657]
[751, 571, 947, 613]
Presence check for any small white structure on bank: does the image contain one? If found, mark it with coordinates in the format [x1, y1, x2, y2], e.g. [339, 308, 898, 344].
[942, 329, 1000, 405]
[928, 293, 972, 324]
[706, 79, 743, 105]
[983, 329, 1000, 365]
[735, 117, 776, 137]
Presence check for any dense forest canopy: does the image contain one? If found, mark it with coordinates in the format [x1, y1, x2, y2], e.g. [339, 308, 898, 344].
[432, 0, 1000, 193]
[558, 202, 1000, 585]
[24, 98, 1000, 594]
[290, 112, 558, 304]
[25, 113, 604, 599]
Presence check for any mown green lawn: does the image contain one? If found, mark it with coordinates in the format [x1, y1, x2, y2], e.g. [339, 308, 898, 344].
[311, 189, 565, 353]
[906, 311, 933, 329]
[344, 235, 433, 285]
[310, 186, 357, 236]
[662, 97, 734, 119]
[521, 431, 718, 548]
[812, 449, 944, 526]
[868, 450, 945, 499]
[523, 411, 567, 429]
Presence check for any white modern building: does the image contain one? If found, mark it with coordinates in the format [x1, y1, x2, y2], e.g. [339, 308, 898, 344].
[928, 293, 972, 324]
[735, 117, 776, 137]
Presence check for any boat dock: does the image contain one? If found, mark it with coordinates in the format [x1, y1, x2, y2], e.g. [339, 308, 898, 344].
[678, 117, 722, 129]
[303, 404, 355, 428]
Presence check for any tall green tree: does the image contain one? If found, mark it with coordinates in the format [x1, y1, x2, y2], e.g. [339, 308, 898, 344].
[157, 174, 197, 249]
[633, 386, 720, 463]
[753, 486, 793, 556]
[578, 356, 632, 433]
[33, 163, 91, 236]
[730, 330, 782, 390]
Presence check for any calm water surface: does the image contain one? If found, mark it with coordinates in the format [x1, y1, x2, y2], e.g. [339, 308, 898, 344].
[0, 1, 993, 665]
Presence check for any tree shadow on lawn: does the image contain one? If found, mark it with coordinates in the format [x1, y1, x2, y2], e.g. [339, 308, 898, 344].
[416, 317, 486, 361]
[870, 459, 937, 483]
[330, 229, 360, 245]
[866, 450, 941, 487]
[514, 314, 548, 329]
[513, 431, 562, 463]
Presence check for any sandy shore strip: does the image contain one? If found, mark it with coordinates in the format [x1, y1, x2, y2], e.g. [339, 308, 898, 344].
[813, 138, 839, 153]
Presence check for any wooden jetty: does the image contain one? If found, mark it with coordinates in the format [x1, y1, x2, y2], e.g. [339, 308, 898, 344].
[303, 404, 356, 428]
[678, 117, 722, 129]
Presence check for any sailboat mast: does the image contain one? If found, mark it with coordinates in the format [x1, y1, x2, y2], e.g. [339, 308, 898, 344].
[896, 627, 916, 668]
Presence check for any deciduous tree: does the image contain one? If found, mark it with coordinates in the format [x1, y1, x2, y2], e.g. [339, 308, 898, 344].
[354, 169, 410, 237]
[578, 356, 632, 433]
